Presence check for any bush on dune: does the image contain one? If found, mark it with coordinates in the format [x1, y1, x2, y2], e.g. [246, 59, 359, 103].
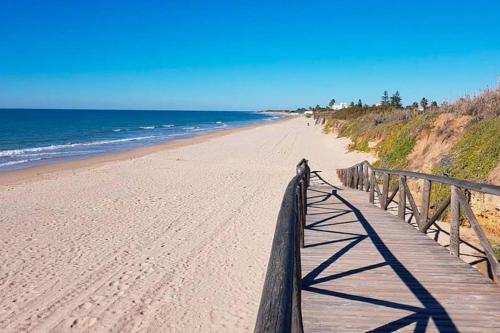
[318, 88, 500, 176]
[434, 117, 500, 182]
[317, 89, 500, 253]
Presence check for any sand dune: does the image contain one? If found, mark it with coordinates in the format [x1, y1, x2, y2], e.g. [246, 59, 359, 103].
[0, 117, 373, 332]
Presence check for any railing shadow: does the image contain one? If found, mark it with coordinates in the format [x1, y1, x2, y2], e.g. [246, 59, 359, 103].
[302, 176, 458, 332]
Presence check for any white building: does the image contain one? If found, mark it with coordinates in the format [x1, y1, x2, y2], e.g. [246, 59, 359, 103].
[329, 102, 348, 111]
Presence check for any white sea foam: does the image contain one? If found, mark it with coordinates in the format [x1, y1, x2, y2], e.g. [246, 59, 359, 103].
[0, 158, 42, 168]
[21, 150, 106, 158]
[185, 127, 205, 132]
[162, 124, 174, 128]
[140, 126, 155, 130]
[0, 136, 156, 158]
[112, 128, 123, 132]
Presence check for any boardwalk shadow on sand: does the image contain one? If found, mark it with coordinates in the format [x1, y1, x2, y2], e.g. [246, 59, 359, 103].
[302, 172, 457, 333]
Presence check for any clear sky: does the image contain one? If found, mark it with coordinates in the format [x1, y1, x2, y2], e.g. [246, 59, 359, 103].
[1, 0, 499, 110]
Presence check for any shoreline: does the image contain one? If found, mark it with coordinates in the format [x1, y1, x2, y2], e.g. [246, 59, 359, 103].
[0, 117, 294, 186]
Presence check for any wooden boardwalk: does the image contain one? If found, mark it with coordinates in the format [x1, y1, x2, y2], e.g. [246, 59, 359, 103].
[301, 175, 500, 332]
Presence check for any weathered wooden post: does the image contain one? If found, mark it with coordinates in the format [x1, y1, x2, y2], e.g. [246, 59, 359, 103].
[358, 164, 365, 191]
[420, 179, 432, 232]
[450, 185, 460, 257]
[349, 168, 354, 188]
[369, 170, 375, 204]
[306, 161, 311, 188]
[398, 175, 406, 219]
[353, 167, 358, 189]
[364, 164, 369, 192]
[381, 174, 390, 210]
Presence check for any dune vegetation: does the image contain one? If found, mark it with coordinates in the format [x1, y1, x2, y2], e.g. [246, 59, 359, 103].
[316, 88, 500, 255]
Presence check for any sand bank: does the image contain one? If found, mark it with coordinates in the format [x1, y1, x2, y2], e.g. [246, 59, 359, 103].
[0, 117, 372, 332]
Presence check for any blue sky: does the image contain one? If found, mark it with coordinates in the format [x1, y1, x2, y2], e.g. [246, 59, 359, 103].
[1, 0, 499, 110]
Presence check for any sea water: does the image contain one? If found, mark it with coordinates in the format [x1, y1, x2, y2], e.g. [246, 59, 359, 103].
[0, 109, 280, 172]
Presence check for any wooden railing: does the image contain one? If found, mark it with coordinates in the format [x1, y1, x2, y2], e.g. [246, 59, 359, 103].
[337, 161, 500, 283]
[254, 159, 310, 333]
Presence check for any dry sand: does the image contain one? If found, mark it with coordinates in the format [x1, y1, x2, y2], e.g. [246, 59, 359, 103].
[0, 117, 373, 332]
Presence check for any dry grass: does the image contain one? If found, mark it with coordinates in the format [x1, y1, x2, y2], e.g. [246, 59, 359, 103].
[440, 88, 500, 119]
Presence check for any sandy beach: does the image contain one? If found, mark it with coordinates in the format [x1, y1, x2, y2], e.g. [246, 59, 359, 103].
[0, 117, 372, 332]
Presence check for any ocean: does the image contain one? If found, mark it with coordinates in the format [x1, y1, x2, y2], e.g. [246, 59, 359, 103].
[0, 109, 280, 172]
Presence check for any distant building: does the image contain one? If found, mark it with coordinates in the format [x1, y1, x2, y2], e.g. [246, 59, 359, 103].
[329, 102, 348, 111]
[304, 111, 314, 116]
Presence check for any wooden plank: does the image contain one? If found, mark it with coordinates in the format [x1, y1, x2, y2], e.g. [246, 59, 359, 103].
[301, 182, 500, 333]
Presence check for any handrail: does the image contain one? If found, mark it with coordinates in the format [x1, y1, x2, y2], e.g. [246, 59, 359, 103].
[255, 159, 310, 333]
[345, 160, 500, 196]
[337, 160, 500, 283]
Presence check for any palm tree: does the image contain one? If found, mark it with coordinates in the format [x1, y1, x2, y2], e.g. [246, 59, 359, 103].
[328, 99, 336, 108]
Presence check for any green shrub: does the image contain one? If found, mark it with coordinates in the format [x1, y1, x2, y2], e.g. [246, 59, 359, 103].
[429, 118, 500, 221]
[348, 137, 370, 152]
[377, 114, 436, 169]
[434, 118, 500, 182]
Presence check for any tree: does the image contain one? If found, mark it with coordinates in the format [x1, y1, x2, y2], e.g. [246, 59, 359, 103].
[412, 102, 419, 109]
[328, 99, 336, 108]
[381, 91, 390, 106]
[420, 97, 428, 110]
[349, 101, 355, 107]
[390, 91, 402, 108]
[431, 101, 438, 108]
[357, 99, 363, 108]
[314, 104, 322, 111]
